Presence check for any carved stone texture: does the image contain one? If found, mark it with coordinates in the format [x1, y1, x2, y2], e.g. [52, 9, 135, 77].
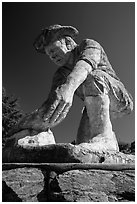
[49, 169, 135, 202]
[3, 143, 135, 164]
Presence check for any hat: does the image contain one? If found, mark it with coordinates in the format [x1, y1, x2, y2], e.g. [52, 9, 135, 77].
[33, 24, 79, 54]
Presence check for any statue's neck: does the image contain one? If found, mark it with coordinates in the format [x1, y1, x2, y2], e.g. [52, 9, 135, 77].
[65, 47, 77, 69]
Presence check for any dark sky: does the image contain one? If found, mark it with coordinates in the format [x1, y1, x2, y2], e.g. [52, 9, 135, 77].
[2, 2, 135, 144]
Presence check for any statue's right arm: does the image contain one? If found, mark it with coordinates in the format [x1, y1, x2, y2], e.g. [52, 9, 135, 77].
[8, 39, 102, 136]
[39, 60, 94, 128]
[37, 68, 76, 128]
[8, 69, 70, 136]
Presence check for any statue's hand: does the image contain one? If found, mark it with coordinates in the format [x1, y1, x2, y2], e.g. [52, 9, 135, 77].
[45, 84, 74, 127]
[5, 129, 40, 147]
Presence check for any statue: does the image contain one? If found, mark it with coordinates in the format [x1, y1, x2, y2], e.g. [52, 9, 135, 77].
[7, 24, 133, 152]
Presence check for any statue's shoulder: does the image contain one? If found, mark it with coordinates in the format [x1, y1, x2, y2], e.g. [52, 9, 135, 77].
[79, 38, 102, 50]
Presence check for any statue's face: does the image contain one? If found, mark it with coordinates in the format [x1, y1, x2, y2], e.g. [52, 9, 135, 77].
[45, 40, 71, 66]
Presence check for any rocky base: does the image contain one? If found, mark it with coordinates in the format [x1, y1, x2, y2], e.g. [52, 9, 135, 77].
[49, 169, 135, 202]
[2, 165, 135, 202]
[3, 143, 135, 164]
[2, 168, 44, 202]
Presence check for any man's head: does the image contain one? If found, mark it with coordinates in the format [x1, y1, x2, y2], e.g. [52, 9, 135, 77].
[45, 37, 77, 66]
[33, 24, 79, 66]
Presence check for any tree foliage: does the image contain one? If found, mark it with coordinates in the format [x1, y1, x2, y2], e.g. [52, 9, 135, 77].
[2, 87, 24, 146]
[118, 141, 135, 155]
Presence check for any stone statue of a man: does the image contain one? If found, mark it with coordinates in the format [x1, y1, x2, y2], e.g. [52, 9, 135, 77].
[9, 24, 133, 151]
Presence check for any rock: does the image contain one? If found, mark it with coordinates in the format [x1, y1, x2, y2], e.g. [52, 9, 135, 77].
[49, 169, 135, 202]
[2, 181, 22, 202]
[2, 168, 45, 202]
[18, 129, 56, 147]
[3, 166, 135, 202]
[3, 142, 135, 164]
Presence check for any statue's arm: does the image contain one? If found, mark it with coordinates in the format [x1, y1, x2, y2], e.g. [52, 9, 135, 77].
[64, 60, 92, 91]
[8, 40, 102, 135]
[40, 40, 102, 127]
[38, 61, 92, 128]
[8, 62, 92, 135]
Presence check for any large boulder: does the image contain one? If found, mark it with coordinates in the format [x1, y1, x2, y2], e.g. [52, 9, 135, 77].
[2, 167, 45, 202]
[2, 166, 135, 202]
[48, 169, 135, 202]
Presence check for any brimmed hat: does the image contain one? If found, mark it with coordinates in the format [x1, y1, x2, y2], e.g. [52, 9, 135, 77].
[33, 24, 79, 54]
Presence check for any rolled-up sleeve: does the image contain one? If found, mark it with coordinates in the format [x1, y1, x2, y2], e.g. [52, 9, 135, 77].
[77, 39, 102, 69]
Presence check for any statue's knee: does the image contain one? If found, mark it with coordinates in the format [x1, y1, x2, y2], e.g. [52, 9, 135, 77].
[84, 94, 110, 110]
